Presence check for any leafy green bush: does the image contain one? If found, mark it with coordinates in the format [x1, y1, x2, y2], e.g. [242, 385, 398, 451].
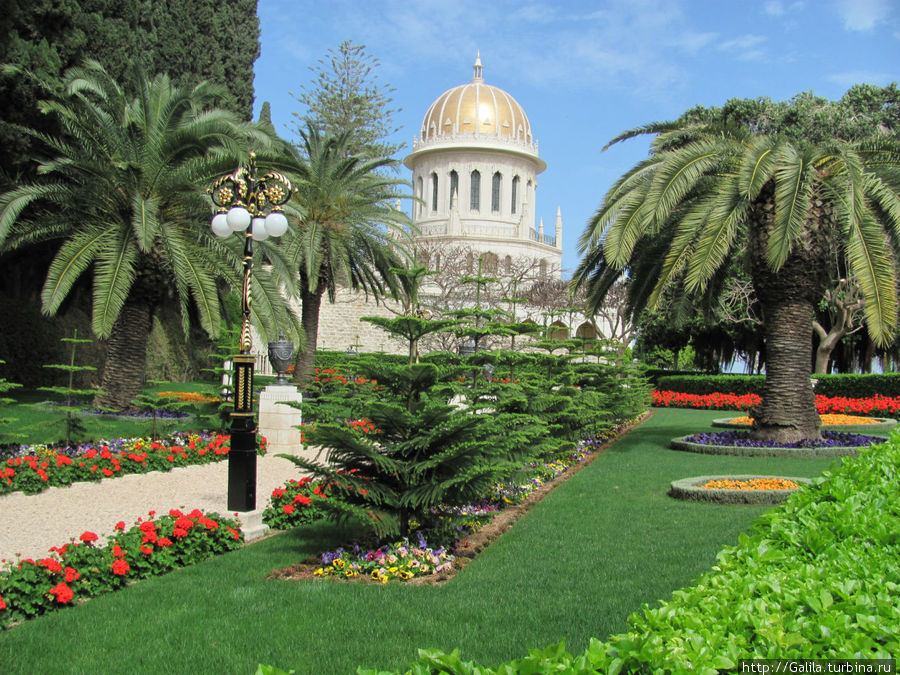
[341, 431, 900, 673]
[658, 373, 900, 397]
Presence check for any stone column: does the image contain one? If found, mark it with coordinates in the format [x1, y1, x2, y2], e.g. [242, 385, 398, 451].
[258, 385, 303, 456]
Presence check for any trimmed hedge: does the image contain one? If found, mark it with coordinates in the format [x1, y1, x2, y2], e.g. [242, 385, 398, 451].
[657, 372, 900, 397]
[343, 430, 900, 673]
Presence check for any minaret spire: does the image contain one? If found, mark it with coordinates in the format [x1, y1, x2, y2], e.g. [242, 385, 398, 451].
[472, 50, 483, 83]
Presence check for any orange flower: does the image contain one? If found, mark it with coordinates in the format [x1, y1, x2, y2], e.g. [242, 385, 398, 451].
[701, 477, 800, 491]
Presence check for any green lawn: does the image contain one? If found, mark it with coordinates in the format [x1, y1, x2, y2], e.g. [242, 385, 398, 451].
[0, 409, 849, 674]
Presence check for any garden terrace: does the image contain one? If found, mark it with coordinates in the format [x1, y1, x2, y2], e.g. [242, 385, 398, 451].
[1, 409, 871, 673]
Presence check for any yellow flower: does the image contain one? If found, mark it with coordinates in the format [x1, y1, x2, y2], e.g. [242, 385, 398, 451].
[398, 570, 414, 580]
[333, 558, 345, 569]
[313, 568, 326, 576]
[344, 568, 358, 578]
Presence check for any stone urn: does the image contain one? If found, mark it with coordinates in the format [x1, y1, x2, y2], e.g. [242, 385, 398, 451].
[267, 331, 295, 386]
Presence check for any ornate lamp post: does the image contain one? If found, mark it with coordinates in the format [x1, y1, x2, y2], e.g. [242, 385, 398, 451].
[208, 152, 292, 511]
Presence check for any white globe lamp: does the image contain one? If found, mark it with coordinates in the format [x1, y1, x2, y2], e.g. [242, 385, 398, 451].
[265, 210, 288, 237]
[226, 206, 251, 231]
[211, 212, 231, 237]
[251, 217, 269, 241]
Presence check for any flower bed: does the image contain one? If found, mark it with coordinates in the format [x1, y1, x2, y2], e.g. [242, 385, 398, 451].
[669, 475, 812, 505]
[0, 432, 267, 496]
[0, 509, 243, 628]
[671, 430, 881, 457]
[653, 390, 900, 418]
[309, 535, 453, 583]
[711, 414, 897, 433]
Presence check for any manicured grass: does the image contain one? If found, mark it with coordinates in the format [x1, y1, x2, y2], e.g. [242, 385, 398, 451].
[0, 409, 845, 674]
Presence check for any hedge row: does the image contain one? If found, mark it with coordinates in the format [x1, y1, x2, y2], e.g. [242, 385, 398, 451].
[656, 373, 900, 397]
[340, 432, 900, 673]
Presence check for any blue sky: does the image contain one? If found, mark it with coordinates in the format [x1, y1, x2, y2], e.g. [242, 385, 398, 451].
[254, 0, 899, 278]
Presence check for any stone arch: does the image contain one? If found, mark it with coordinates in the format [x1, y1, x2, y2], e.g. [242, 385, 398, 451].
[548, 320, 569, 340]
[576, 322, 598, 347]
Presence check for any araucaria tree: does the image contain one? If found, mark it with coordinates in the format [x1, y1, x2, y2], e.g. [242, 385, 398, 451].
[574, 85, 900, 442]
[291, 40, 402, 160]
[0, 61, 294, 410]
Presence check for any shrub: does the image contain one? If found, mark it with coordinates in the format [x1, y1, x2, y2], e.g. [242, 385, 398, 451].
[657, 373, 900, 398]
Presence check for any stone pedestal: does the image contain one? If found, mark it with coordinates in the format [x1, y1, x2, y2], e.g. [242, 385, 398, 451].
[258, 385, 303, 456]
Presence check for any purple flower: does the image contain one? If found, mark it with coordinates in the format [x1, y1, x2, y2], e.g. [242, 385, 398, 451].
[684, 430, 882, 448]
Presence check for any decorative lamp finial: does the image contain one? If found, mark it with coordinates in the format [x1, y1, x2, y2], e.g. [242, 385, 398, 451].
[473, 50, 483, 83]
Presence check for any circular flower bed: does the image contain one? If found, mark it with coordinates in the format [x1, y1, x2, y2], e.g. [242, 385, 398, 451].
[671, 430, 883, 457]
[711, 414, 897, 433]
[670, 475, 812, 504]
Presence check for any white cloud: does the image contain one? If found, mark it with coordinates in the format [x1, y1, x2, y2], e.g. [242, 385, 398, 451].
[763, 1, 804, 16]
[833, 0, 892, 31]
[719, 34, 767, 51]
[827, 70, 895, 87]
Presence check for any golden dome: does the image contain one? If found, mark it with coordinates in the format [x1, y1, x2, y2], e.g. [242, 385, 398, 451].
[419, 53, 533, 144]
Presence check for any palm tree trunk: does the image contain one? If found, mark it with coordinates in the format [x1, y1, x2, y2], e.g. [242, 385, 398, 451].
[93, 299, 152, 411]
[292, 287, 323, 390]
[754, 294, 820, 441]
[749, 182, 832, 442]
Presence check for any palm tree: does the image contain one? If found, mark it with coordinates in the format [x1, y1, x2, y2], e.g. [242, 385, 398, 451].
[574, 89, 900, 442]
[283, 125, 410, 386]
[0, 61, 296, 409]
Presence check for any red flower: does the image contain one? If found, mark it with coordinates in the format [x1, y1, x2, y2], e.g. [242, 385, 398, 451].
[174, 517, 194, 530]
[227, 526, 241, 541]
[114, 521, 126, 531]
[39, 558, 63, 574]
[272, 488, 287, 499]
[111, 559, 130, 576]
[140, 545, 153, 555]
[158, 537, 172, 548]
[79, 531, 99, 543]
[112, 544, 126, 558]
[169, 509, 183, 518]
[293, 495, 311, 506]
[173, 527, 188, 538]
[0, 594, 6, 611]
[139, 521, 156, 534]
[282, 504, 295, 514]
[48, 583, 74, 604]
[64, 567, 80, 583]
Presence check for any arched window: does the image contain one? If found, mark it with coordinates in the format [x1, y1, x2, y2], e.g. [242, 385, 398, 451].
[511, 176, 519, 214]
[430, 172, 438, 212]
[539, 258, 547, 278]
[470, 170, 481, 211]
[433, 252, 441, 272]
[416, 176, 423, 217]
[491, 172, 501, 213]
[449, 170, 459, 209]
[504, 255, 512, 273]
[466, 251, 474, 274]
[482, 252, 499, 273]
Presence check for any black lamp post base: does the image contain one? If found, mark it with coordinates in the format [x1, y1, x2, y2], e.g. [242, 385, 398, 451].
[227, 428, 257, 511]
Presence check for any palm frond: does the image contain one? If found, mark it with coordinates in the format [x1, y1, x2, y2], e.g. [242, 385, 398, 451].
[769, 144, 814, 270]
[91, 235, 138, 338]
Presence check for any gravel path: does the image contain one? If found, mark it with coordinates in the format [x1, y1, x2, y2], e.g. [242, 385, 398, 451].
[0, 453, 313, 564]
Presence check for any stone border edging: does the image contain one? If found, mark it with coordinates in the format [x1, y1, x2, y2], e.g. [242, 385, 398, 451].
[710, 417, 897, 433]
[669, 475, 813, 505]
[670, 437, 861, 458]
